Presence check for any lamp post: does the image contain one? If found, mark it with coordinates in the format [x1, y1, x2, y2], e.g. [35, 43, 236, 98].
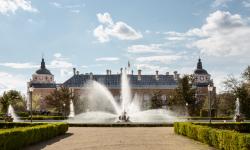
[208, 84, 213, 124]
[29, 86, 34, 123]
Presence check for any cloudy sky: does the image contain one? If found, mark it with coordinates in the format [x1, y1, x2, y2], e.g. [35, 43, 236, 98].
[0, 0, 250, 94]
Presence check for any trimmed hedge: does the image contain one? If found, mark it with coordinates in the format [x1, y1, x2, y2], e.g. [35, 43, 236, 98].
[0, 122, 68, 150]
[193, 122, 250, 133]
[0, 115, 67, 120]
[0, 122, 44, 129]
[174, 122, 250, 150]
[177, 117, 233, 120]
[21, 115, 67, 120]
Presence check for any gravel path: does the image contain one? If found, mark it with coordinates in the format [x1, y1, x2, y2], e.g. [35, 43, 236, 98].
[23, 127, 215, 150]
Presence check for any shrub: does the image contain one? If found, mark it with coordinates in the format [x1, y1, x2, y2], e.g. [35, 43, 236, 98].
[174, 122, 250, 150]
[194, 122, 250, 133]
[0, 122, 68, 150]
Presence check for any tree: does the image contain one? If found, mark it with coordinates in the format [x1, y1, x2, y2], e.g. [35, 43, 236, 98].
[217, 92, 235, 116]
[150, 91, 163, 109]
[168, 75, 197, 116]
[45, 86, 77, 115]
[0, 90, 25, 113]
[242, 66, 250, 82]
[223, 68, 250, 118]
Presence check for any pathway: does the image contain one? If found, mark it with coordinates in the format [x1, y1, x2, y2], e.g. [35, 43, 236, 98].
[23, 127, 215, 150]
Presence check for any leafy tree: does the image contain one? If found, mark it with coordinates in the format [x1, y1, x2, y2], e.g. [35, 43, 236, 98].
[45, 86, 77, 115]
[223, 68, 250, 118]
[242, 66, 250, 82]
[0, 90, 25, 113]
[150, 91, 163, 109]
[217, 92, 235, 116]
[168, 75, 197, 116]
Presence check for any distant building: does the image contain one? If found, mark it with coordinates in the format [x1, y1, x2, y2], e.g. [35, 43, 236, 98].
[193, 58, 216, 116]
[27, 58, 57, 111]
[27, 58, 216, 112]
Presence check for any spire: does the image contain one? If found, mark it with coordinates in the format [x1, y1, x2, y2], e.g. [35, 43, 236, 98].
[41, 58, 46, 69]
[197, 58, 203, 69]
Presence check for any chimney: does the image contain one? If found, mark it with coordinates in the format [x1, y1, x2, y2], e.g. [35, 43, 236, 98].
[90, 72, 93, 80]
[109, 70, 112, 75]
[131, 70, 134, 75]
[166, 72, 169, 75]
[155, 70, 159, 80]
[73, 68, 76, 75]
[138, 69, 142, 80]
[76, 71, 79, 75]
[174, 71, 178, 80]
[106, 69, 109, 75]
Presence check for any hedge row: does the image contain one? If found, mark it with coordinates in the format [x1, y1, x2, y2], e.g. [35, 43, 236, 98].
[0, 115, 67, 120]
[193, 122, 250, 133]
[174, 122, 250, 150]
[0, 123, 68, 150]
[177, 117, 233, 120]
[0, 122, 44, 129]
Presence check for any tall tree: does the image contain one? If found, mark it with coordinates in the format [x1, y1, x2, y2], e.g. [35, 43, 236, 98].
[45, 86, 77, 115]
[168, 75, 196, 116]
[217, 92, 235, 116]
[0, 90, 25, 113]
[224, 67, 250, 118]
[242, 66, 250, 82]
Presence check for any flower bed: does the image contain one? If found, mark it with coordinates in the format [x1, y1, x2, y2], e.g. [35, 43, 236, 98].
[0, 122, 68, 150]
[174, 122, 250, 150]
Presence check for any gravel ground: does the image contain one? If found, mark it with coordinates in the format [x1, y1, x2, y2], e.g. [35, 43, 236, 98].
[23, 127, 215, 150]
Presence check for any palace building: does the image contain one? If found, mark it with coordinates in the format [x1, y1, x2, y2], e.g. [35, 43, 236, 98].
[27, 58, 216, 111]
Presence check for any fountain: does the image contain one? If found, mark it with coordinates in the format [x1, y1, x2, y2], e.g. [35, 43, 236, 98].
[234, 98, 243, 122]
[68, 100, 75, 118]
[68, 68, 176, 123]
[7, 105, 19, 122]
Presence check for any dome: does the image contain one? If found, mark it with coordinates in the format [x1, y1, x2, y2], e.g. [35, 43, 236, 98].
[36, 68, 52, 75]
[194, 69, 208, 74]
[194, 58, 208, 75]
[35, 58, 52, 75]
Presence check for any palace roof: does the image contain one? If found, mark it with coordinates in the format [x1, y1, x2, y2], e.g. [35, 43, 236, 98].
[63, 74, 178, 89]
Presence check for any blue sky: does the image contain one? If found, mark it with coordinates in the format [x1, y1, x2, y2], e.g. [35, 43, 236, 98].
[0, 0, 250, 94]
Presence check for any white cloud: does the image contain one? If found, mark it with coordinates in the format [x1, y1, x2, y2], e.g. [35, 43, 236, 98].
[97, 12, 113, 25]
[136, 55, 182, 64]
[49, 53, 73, 68]
[127, 44, 166, 54]
[189, 10, 250, 56]
[93, 12, 142, 43]
[0, 0, 37, 15]
[242, 0, 250, 7]
[0, 62, 38, 69]
[50, 2, 62, 8]
[134, 63, 172, 75]
[70, 9, 80, 13]
[212, 0, 231, 7]
[167, 11, 250, 57]
[0, 72, 27, 94]
[95, 57, 120, 62]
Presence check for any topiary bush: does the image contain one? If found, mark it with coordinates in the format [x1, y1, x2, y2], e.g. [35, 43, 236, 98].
[174, 122, 250, 150]
[0, 122, 68, 150]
